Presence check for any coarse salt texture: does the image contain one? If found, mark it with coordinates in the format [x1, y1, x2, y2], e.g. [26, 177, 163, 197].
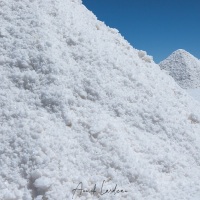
[1, 0, 200, 199]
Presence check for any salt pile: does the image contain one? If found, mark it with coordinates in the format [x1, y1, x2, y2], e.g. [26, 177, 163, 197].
[1, 0, 200, 200]
[159, 49, 200, 89]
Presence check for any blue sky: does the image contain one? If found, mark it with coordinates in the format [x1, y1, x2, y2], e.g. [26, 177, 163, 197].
[82, 0, 200, 63]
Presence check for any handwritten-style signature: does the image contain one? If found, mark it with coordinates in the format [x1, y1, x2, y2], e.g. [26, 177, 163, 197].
[72, 180, 128, 199]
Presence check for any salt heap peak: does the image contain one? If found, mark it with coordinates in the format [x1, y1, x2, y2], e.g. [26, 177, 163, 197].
[1, 0, 200, 200]
[159, 49, 200, 89]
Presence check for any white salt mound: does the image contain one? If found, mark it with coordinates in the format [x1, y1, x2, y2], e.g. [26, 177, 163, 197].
[159, 49, 200, 89]
[1, 0, 200, 200]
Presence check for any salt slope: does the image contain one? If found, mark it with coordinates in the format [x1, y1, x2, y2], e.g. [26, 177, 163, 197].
[159, 49, 200, 89]
[1, 0, 200, 200]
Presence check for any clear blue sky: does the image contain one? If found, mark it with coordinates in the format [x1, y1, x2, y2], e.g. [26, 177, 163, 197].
[82, 0, 200, 63]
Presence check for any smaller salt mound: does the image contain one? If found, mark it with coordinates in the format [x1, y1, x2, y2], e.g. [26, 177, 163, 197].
[159, 49, 200, 89]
